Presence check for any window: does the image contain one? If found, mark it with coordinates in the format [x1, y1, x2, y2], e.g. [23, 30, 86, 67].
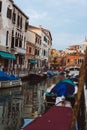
[6, 31, 9, 46]
[0, 1, 2, 13]
[24, 37, 26, 48]
[74, 59, 77, 65]
[11, 30, 14, 48]
[67, 59, 70, 63]
[35, 49, 37, 55]
[11, 37, 14, 48]
[38, 50, 39, 56]
[25, 21, 28, 31]
[19, 40, 22, 48]
[44, 50, 46, 56]
[40, 39, 41, 45]
[20, 17, 22, 29]
[44, 36, 47, 42]
[17, 15, 20, 27]
[12, 12, 16, 24]
[29, 47, 32, 54]
[35, 37, 38, 43]
[7, 8, 12, 19]
[15, 38, 18, 47]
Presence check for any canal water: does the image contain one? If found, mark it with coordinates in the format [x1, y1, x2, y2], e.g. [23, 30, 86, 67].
[0, 76, 59, 130]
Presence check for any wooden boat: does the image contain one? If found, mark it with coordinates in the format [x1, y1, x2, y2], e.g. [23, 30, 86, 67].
[22, 101, 72, 130]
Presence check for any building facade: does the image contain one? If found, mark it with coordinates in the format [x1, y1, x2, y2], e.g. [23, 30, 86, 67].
[29, 25, 52, 70]
[0, 0, 28, 73]
[65, 53, 84, 68]
[26, 29, 36, 70]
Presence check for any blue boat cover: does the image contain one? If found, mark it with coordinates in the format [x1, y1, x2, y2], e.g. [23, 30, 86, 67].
[47, 71, 54, 75]
[0, 71, 20, 81]
[50, 80, 75, 96]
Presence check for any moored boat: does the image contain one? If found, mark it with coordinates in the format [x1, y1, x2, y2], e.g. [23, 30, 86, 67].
[21, 101, 72, 130]
[0, 71, 22, 88]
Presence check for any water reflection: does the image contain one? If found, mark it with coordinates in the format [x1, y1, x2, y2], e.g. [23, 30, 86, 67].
[0, 77, 59, 130]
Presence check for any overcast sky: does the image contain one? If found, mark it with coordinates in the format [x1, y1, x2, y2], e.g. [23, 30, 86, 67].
[14, 0, 87, 50]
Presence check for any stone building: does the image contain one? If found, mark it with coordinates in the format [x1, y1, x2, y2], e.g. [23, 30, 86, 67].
[26, 28, 37, 70]
[29, 25, 52, 70]
[65, 53, 84, 68]
[0, 0, 28, 72]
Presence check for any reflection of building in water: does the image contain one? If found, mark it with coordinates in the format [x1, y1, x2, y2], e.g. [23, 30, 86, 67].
[0, 95, 24, 130]
[23, 89, 33, 118]
[22, 81, 48, 118]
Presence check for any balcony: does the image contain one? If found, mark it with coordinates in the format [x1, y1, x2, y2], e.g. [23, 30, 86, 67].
[15, 47, 26, 54]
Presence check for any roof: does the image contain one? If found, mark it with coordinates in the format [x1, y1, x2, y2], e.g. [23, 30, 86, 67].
[13, 4, 29, 19]
[23, 106, 72, 130]
[29, 25, 52, 41]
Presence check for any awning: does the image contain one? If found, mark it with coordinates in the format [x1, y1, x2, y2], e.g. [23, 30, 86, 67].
[0, 51, 16, 60]
[28, 59, 37, 64]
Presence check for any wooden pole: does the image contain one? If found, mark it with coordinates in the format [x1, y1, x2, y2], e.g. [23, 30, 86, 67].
[70, 49, 87, 130]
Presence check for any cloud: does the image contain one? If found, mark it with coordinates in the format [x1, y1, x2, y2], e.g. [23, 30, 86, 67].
[14, 0, 87, 50]
[26, 9, 47, 20]
[52, 32, 85, 50]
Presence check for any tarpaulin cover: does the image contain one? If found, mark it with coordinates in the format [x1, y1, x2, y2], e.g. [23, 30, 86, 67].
[23, 106, 72, 130]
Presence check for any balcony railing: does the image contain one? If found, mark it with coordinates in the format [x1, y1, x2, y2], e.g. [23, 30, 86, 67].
[15, 47, 26, 54]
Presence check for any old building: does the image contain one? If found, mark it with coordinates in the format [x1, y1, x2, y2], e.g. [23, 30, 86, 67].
[65, 45, 80, 54]
[51, 49, 66, 69]
[0, 0, 15, 71]
[26, 28, 36, 70]
[51, 49, 59, 69]
[29, 25, 52, 70]
[66, 53, 84, 68]
[0, 0, 29, 72]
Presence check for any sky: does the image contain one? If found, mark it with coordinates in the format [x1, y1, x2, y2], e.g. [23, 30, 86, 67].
[14, 0, 87, 50]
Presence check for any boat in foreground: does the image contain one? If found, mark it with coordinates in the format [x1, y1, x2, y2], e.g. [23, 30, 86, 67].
[21, 101, 72, 130]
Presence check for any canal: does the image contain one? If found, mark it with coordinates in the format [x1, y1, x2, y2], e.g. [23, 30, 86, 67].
[0, 76, 58, 130]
